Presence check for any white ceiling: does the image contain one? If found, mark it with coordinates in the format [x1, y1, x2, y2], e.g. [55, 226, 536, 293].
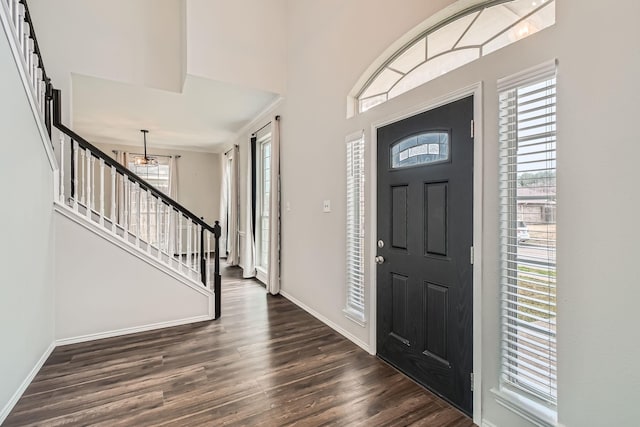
[72, 73, 279, 153]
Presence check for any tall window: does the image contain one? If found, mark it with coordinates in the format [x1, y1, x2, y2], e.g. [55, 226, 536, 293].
[345, 132, 365, 323]
[498, 63, 557, 411]
[256, 132, 272, 272]
[128, 158, 171, 247]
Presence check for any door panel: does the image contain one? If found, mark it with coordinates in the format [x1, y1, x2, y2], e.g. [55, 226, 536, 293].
[425, 182, 448, 256]
[391, 186, 408, 250]
[377, 96, 474, 415]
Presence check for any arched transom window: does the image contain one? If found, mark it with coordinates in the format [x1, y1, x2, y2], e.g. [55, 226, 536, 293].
[357, 0, 556, 113]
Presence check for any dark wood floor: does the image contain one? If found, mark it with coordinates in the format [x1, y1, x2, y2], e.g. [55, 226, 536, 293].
[4, 267, 474, 426]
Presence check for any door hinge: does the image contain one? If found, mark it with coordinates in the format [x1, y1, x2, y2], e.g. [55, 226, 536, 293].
[470, 246, 474, 265]
[470, 119, 475, 139]
[470, 373, 475, 391]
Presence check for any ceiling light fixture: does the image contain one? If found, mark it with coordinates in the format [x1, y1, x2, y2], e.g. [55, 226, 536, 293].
[134, 129, 158, 166]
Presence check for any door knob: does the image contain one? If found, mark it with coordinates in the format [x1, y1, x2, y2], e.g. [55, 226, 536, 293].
[375, 256, 385, 264]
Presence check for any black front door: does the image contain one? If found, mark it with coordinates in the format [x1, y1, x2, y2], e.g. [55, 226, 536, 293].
[376, 96, 474, 415]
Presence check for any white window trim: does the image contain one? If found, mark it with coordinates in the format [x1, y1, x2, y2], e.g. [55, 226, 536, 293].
[496, 59, 558, 426]
[344, 130, 366, 326]
[255, 131, 272, 275]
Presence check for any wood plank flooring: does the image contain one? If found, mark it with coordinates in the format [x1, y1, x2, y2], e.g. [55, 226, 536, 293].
[4, 267, 474, 426]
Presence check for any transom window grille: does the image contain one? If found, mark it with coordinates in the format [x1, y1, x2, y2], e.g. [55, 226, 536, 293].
[498, 63, 557, 406]
[345, 131, 366, 323]
[358, 0, 556, 113]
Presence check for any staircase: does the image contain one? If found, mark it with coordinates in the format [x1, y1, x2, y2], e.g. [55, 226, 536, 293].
[2, 0, 222, 321]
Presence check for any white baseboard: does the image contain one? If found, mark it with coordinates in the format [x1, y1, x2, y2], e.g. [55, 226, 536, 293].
[279, 290, 372, 354]
[0, 341, 56, 424]
[482, 420, 498, 427]
[56, 315, 214, 346]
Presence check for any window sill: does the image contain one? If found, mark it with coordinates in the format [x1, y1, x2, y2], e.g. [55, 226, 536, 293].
[343, 308, 366, 327]
[491, 387, 557, 427]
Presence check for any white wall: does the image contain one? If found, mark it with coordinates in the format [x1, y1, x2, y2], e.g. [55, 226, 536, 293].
[0, 21, 55, 421]
[274, 0, 640, 426]
[29, 0, 184, 93]
[54, 210, 211, 341]
[555, 2, 640, 426]
[279, 0, 465, 366]
[95, 142, 222, 226]
[186, 0, 287, 94]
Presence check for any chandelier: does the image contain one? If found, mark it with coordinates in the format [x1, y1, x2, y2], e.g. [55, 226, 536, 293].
[134, 129, 158, 166]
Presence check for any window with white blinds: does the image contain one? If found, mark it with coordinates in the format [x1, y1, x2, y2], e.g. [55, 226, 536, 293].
[345, 131, 366, 324]
[498, 62, 557, 407]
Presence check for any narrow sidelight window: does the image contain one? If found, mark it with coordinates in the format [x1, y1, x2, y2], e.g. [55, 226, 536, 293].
[345, 131, 366, 324]
[498, 62, 557, 409]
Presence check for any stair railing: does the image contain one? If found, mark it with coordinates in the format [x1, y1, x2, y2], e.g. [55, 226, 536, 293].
[1, 0, 53, 134]
[5, 0, 222, 318]
[52, 91, 222, 318]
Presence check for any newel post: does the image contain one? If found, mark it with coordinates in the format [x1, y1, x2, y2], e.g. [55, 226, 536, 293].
[213, 220, 222, 319]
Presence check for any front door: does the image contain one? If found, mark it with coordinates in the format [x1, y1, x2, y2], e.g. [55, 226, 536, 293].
[376, 96, 474, 415]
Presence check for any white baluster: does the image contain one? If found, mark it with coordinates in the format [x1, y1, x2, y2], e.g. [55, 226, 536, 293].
[7, 0, 14, 26]
[163, 205, 168, 255]
[79, 148, 85, 206]
[111, 167, 116, 233]
[86, 150, 92, 218]
[22, 22, 29, 64]
[29, 44, 36, 88]
[91, 156, 96, 211]
[32, 55, 39, 94]
[123, 178, 129, 234]
[194, 224, 202, 273]
[156, 201, 162, 259]
[59, 135, 65, 203]
[187, 220, 192, 274]
[166, 207, 172, 261]
[10, 0, 18, 33]
[146, 190, 151, 253]
[36, 68, 43, 108]
[99, 159, 105, 226]
[73, 141, 79, 211]
[16, 4, 24, 55]
[15, 4, 23, 43]
[40, 80, 46, 116]
[178, 214, 183, 272]
[136, 184, 141, 247]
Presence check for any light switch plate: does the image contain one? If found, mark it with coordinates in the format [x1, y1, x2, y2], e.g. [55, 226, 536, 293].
[323, 200, 331, 213]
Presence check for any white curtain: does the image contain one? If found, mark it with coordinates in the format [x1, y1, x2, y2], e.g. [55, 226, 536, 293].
[227, 146, 240, 265]
[242, 138, 256, 279]
[219, 154, 229, 256]
[267, 117, 281, 295]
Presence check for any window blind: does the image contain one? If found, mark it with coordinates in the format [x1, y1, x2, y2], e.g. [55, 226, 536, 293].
[498, 67, 557, 405]
[345, 132, 365, 323]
